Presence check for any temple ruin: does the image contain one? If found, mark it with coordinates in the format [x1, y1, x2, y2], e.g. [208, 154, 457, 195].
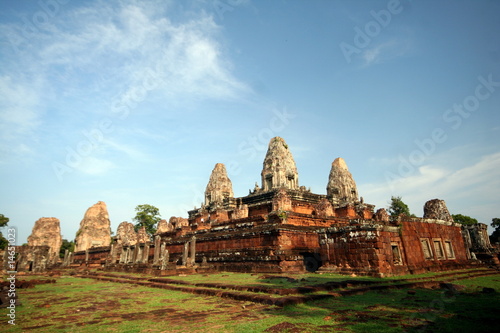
[27, 217, 62, 266]
[5, 137, 498, 276]
[74, 201, 111, 252]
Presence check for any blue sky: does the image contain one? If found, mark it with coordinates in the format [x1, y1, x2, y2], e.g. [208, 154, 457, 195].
[1, 0, 499, 244]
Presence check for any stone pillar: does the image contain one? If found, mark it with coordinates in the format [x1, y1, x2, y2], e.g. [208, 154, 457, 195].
[136, 246, 142, 263]
[69, 252, 74, 265]
[85, 249, 89, 263]
[190, 236, 196, 266]
[160, 242, 169, 270]
[110, 243, 116, 264]
[122, 247, 128, 263]
[40, 256, 47, 271]
[182, 242, 189, 266]
[119, 246, 125, 263]
[63, 249, 69, 267]
[143, 244, 150, 263]
[159, 243, 165, 269]
[3, 250, 9, 271]
[153, 235, 161, 265]
[131, 247, 138, 263]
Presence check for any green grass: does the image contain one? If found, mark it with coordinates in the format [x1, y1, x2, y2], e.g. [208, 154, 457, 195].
[452, 275, 500, 292]
[1, 270, 499, 332]
[162, 271, 382, 289]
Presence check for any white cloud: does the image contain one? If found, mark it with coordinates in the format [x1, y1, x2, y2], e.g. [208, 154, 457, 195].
[359, 152, 500, 222]
[28, 2, 247, 100]
[361, 39, 411, 66]
[0, 75, 43, 159]
[0, 0, 248, 166]
[0, 76, 40, 136]
[103, 138, 148, 161]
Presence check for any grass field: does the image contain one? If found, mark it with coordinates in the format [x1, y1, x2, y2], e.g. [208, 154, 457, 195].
[1, 269, 499, 332]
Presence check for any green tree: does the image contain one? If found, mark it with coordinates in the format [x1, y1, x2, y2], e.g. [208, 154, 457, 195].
[0, 214, 9, 250]
[490, 218, 500, 244]
[0, 234, 7, 250]
[132, 204, 161, 237]
[452, 214, 478, 226]
[59, 239, 75, 258]
[387, 196, 411, 220]
[0, 214, 8, 228]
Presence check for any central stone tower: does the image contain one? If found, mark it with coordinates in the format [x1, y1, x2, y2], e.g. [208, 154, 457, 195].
[204, 163, 234, 206]
[261, 137, 299, 191]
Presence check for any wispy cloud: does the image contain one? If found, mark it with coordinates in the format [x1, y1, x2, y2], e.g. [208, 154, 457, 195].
[361, 39, 411, 66]
[359, 152, 500, 221]
[0, 0, 249, 166]
[0, 75, 43, 159]
[103, 138, 149, 161]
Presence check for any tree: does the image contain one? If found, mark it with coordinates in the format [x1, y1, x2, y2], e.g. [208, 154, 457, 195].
[132, 204, 161, 237]
[0, 214, 8, 228]
[490, 218, 500, 244]
[0, 214, 9, 250]
[452, 214, 478, 226]
[0, 234, 7, 250]
[59, 239, 75, 258]
[387, 196, 411, 220]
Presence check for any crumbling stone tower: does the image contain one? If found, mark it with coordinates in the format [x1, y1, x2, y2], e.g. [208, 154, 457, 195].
[115, 221, 138, 246]
[261, 137, 299, 191]
[204, 163, 234, 207]
[423, 199, 454, 222]
[327, 157, 359, 206]
[27, 217, 62, 265]
[74, 201, 111, 252]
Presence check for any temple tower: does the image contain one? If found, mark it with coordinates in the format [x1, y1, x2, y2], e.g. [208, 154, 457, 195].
[423, 199, 453, 222]
[74, 201, 111, 252]
[327, 157, 358, 206]
[261, 137, 299, 191]
[204, 163, 234, 206]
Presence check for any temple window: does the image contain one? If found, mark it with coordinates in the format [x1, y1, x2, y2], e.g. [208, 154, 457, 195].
[420, 238, 433, 260]
[391, 243, 402, 265]
[444, 241, 455, 259]
[433, 239, 445, 260]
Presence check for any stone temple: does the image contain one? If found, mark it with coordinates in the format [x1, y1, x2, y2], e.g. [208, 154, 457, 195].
[9, 137, 498, 276]
[86, 136, 491, 277]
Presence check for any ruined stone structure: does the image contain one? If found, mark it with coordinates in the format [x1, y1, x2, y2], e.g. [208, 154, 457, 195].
[67, 137, 496, 276]
[156, 219, 171, 234]
[423, 199, 453, 222]
[4, 246, 50, 272]
[136, 226, 150, 244]
[74, 201, 111, 252]
[116, 222, 137, 246]
[27, 217, 62, 265]
[327, 157, 358, 206]
[261, 137, 299, 191]
[205, 163, 234, 207]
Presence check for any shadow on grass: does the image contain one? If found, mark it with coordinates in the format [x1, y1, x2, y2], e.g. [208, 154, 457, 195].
[254, 273, 500, 333]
